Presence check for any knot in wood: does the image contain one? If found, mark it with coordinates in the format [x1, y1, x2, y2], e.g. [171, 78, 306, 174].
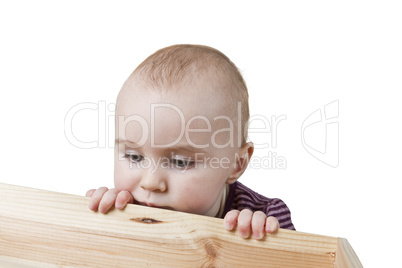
[130, 217, 162, 224]
[204, 240, 217, 259]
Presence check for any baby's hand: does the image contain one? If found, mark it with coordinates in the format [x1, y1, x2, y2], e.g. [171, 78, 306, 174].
[86, 187, 134, 213]
[224, 209, 279, 240]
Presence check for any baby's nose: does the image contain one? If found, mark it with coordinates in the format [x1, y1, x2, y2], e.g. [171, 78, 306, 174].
[139, 169, 167, 192]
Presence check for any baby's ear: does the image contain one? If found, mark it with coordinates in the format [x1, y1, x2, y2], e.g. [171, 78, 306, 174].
[226, 142, 254, 184]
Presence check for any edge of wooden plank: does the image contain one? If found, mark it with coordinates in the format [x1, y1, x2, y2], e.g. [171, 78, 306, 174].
[0, 182, 340, 267]
[335, 237, 363, 268]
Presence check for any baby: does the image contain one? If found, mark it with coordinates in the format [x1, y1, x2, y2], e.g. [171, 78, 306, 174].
[86, 44, 295, 240]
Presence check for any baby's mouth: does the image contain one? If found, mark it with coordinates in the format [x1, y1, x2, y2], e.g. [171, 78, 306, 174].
[135, 201, 174, 211]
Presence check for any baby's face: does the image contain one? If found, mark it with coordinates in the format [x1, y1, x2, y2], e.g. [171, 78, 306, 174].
[114, 78, 242, 216]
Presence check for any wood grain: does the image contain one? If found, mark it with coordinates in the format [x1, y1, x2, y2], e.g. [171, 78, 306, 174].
[0, 183, 360, 267]
[335, 238, 363, 268]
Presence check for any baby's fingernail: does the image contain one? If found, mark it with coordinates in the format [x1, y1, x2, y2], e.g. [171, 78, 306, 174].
[240, 231, 248, 238]
[266, 223, 272, 233]
[99, 206, 106, 214]
[225, 222, 233, 230]
[253, 232, 263, 239]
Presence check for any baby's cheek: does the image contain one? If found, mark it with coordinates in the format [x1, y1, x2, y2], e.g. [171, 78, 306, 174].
[183, 182, 221, 214]
[170, 179, 203, 210]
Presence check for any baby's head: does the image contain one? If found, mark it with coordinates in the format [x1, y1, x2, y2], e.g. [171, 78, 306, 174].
[114, 44, 253, 216]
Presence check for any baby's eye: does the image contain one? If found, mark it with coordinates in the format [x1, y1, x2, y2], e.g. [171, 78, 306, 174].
[124, 153, 144, 163]
[172, 158, 195, 169]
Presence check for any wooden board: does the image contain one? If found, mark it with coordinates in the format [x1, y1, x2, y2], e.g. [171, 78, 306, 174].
[0, 183, 361, 267]
[335, 238, 363, 268]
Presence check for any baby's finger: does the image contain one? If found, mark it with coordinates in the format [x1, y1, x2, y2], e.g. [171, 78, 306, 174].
[237, 209, 253, 238]
[98, 188, 119, 213]
[265, 216, 280, 233]
[88, 187, 109, 211]
[115, 190, 134, 209]
[251, 211, 266, 240]
[224, 210, 240, 230]
[86, 189, 96, 197]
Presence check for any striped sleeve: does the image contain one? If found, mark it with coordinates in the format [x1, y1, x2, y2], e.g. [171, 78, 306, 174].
[264, 198, 295, 230]
[223, 181, 295, 230]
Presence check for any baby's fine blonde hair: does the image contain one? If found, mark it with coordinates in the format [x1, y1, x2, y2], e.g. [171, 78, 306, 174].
[131, 44, 249, 144]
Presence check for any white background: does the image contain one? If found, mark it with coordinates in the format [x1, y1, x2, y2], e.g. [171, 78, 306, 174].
[1, 1, 401, 266]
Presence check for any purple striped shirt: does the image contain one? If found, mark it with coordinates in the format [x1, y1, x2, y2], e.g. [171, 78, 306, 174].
[221, 181, 295, 230]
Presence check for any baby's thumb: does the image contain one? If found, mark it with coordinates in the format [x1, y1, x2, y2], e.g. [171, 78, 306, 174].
[85, 189, 96, 197]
